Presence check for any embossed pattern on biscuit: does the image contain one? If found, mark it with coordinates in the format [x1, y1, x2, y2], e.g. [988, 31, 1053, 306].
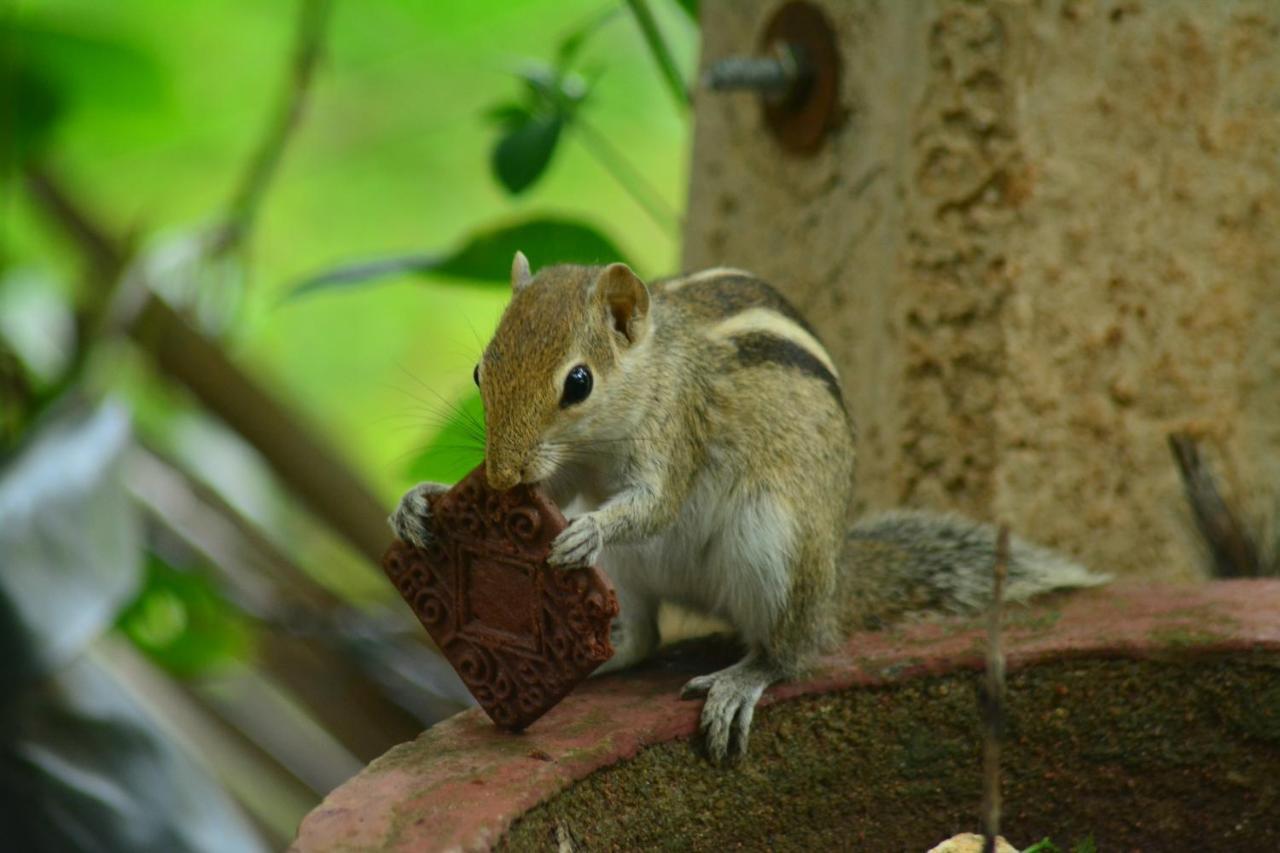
[382, 465, 619, 731]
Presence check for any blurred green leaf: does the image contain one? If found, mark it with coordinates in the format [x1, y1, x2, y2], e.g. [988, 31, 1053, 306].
[0, 16, 166, 163]
[404, 390, 485, 485]
[515, 63, 583, 106]
[141, 227, 248, 337]
[491, 112, 564, 194]
[1, 654, 265, 853]
[555, 6, 621, 70]
[287, 216, 634, 298]
[483, 102, 531, 125]
[0, 399, 141, 693]
[0, 62, 64, 163]
[673, 0, 698, 21]
[0, 267, 77, 384]
[1022, 840, 1060, 853]
[2, 17, 166, 110]
[118, 554, 254, 679]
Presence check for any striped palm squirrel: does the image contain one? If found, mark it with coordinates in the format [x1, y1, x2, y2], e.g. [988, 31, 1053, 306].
[391, 254, 1106, 764]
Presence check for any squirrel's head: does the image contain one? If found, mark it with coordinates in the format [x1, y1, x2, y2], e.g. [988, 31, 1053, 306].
[476, 251, 651, 490]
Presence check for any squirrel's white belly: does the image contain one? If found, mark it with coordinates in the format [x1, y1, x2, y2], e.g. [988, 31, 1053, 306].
[594, 465, 796, 648]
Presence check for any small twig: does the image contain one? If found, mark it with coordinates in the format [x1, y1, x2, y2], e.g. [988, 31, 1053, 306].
[21, 163, 136, 378]
[0, 343, 34, 448]
[1168, 432, 1261, 578]
[211, 0, 333, 257]
[573, 116, 680, 235]
[22, 165, 130, 282]
[981, 525, 1010, 853]
[623, 0, 690, 111]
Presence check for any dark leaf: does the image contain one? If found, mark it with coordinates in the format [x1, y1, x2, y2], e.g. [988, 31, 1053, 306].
[483, 62, 589, 195]
[286, 216, 634, 298]
[0, 62, 64, 163]
[404, 391, 485, 485]
[0, 655, 265, 853]
[483, 102, 531, 126]
[430, 218, 632, 281]
[491, 112, 563, 194]
[0, 400, 141, 692]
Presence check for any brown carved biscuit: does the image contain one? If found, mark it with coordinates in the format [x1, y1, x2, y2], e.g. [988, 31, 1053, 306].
[382, 465, 619, 731]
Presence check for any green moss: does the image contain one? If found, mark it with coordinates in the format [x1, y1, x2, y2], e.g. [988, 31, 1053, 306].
[1145, 625, 1230, 649]
[500, 657, 1280, 852]
[1005, 607, 1063, 634]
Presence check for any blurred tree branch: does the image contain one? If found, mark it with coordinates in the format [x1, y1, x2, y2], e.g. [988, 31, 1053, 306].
[126, 445, 465, 746]
[23, 166, 129, 285]
[0, 342, 34, 448]
[94, 634, 318, 846]
[25, 167, 391, 565]
[22, 166, 133, 372]
[129, 296, 391, 564]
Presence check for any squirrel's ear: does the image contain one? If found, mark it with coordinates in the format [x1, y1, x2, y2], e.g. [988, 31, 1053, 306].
[594, 263, 650, 345]
[511, 251, 533, 292]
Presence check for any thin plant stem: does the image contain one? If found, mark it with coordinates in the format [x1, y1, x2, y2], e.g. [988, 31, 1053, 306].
[574, 116, 680, 236]
[213, 0, 334, 258]
[981, 525, 1010, 853]
[623, 0, 690, 111]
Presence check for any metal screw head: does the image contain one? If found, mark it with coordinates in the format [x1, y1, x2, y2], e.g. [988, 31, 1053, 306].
[703, 43, 803, 103]
[702, 1, 841, 156]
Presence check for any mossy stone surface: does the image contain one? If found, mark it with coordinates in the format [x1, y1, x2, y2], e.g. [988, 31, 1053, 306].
[501, 657, 1280, 852]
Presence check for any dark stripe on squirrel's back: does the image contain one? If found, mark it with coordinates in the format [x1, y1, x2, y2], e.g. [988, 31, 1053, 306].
[730, 332, 844, 407]
[669, 272, 819, 337]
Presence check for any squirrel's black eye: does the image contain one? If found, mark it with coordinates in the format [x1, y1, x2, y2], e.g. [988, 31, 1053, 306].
[560, 364, 592, 407]
[473, 364, 480, 387]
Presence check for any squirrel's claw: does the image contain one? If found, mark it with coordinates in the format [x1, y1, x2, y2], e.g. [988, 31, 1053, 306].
[682, 660, 774, 765]
[679, 673, 714, 700]
[389, 481, 449, 549]
[548, 514, 604, 569]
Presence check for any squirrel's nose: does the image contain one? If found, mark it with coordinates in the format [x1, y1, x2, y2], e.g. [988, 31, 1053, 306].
[485, 461, 520, 492]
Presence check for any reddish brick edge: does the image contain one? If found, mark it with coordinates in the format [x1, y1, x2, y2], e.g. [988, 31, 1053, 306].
[291, 581, 1280, 852]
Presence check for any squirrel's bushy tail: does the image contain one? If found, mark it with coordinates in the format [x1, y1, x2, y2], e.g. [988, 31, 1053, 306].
[837, 510, 1109, 632]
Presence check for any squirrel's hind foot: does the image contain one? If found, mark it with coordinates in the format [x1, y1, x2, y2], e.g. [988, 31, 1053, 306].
[680, 654, 782, 765]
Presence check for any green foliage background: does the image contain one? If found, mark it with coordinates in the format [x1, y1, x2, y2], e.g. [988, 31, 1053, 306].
[8, 0, 692, 498]
[1, 1, 696, 847]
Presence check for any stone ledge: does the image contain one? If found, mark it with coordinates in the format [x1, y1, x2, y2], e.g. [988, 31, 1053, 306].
[292, 581, 1280, 852]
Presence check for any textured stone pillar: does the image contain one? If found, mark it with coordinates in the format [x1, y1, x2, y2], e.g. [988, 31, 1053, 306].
[683, 0, 1280, 579]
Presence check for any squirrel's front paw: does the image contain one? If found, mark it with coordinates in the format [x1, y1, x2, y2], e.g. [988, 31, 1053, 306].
[548, 514, 604, 569]
[389, 481, 449, 549]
